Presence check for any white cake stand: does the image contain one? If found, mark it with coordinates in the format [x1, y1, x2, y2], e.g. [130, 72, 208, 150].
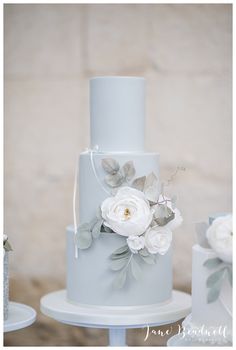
[4, 302, 37, 333]
[40, 289, 191, 346]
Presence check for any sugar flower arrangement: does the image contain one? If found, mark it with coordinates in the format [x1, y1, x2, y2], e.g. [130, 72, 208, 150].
[75, 158, 183, 289]
[197, 215, 232, 303]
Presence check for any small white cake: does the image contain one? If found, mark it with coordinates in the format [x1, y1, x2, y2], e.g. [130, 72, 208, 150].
[183, 214, 232, 345]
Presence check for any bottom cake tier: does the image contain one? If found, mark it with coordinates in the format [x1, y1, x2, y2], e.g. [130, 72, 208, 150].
[66, 225, 172, 307]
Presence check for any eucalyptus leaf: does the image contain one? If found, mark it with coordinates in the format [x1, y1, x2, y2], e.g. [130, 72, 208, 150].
[139, 248, 150, 257]
[122, 161, 136, 181]
[144, 172, 159, 203]
[76, 230, 92, 249]
[111, 250, 131, 260]
[131, 256, 142, 280]
[109, 257, 129, 271]
[132, 176, 146, 191]
[102, 224, 113, 233]
[96, 207, 102, 219]
[78, 222, 90, 232]
[105, 172, 124, 188]
[207, 283, 222, 303]
[112, 268, 127, 289]
[111, 244, 129, 256]
[154, 205, 175, 226]
[92, 219, 103, 238]
[139, 254, 156, 265]
[4, 240, 13, 252]
[206, 268, 225, 288]
[203, 258, 223, 269]
[102, 158, 120, 174]
[226, 266, 232, 286]
[88, 217, 99, 230]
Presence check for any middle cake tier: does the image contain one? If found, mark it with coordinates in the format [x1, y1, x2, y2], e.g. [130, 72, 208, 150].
[66, 151, 173, 306]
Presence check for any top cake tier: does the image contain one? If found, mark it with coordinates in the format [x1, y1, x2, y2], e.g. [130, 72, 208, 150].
[90, 76, 145, 152]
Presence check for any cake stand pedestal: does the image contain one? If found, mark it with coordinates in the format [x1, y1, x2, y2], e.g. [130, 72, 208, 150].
[4, 302, 37, 333]
[40, 289, 191, 346]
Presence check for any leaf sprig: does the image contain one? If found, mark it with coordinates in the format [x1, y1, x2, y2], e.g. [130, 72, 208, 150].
[203, 257, 232, 303]
[109, 244, 158, 289]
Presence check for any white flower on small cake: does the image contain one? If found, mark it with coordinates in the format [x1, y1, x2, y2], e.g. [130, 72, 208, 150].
[145, 226, 172, 255]
[206, 214, 232, 263]
[101, 187, 153, 237]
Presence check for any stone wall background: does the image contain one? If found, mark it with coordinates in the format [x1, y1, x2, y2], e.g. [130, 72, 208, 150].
[4, 4, 232, 346]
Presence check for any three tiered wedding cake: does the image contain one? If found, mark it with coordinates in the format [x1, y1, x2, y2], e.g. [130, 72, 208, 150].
[66, 77, 182, 307]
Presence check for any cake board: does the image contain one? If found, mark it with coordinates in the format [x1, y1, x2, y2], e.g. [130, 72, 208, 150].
[4, 302, 37, 333]
[40, 289, 191, 346]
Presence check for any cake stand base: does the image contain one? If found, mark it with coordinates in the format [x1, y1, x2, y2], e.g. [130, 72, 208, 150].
[4, 302, 37, 333]
[40, 289, 191, 346]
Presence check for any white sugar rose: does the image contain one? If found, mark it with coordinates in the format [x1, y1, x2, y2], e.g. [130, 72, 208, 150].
[101, 187, 153, 237]
[127, 235, 145, 254]
[206, 215, 232, 263]
[145, 227, 172, 255]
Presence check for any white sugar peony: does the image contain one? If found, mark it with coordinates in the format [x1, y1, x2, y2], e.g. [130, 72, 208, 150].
[145, 226, 172, 255]
[101, 187, 153, 237]
[206, 215, 232, 263]
[127, 235, 145, 254]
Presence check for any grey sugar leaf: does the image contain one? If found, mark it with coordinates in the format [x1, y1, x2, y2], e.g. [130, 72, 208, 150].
[144, 172, 159, 203]
[207, 283, 222, 304]
[4, 240, 13, 252]
[111, 250, 131, 260]
[154, 205, 175, 226]
[203, 258, 223, 269]
[139, 248, 150, 257]
[76, 230, 92, 250]
[105, 172, 124, 188]
[78, 222, 90, 232]
[88, 217, 99, 230]
[92, 219, 103, 239]
[109, 257, 129, 271]
[96, 207, 102, 219]
[131, 256, 142, 281]
[111, 244, 129, 256]
[206, 268, 225, 288]
[102, 158, 120, 174]
[102, 224, 113, 233]
[132, 176, 146, 191]
[122, 161, 136, 181]
[139, 254, 156, 265]
[226, 266, 232, 286]
[112, 268, 127, 289]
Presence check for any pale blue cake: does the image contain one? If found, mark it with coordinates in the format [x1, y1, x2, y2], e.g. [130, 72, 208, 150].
[66, 77, 173, 307]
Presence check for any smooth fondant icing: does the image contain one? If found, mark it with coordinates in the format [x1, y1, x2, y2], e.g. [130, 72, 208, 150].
[90, 77, 145, 152]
